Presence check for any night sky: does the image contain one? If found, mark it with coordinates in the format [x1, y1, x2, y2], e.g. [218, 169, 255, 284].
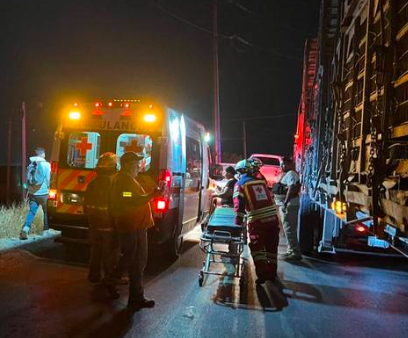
[0, 0, 320, 164]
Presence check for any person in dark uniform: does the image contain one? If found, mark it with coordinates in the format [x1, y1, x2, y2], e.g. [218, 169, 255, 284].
[107, 151, 162, 310]
[83, 152, 118, 284]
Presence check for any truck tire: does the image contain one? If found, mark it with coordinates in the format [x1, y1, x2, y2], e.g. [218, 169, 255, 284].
[165, 220, 183, 262]
[298, 194, 317, 254]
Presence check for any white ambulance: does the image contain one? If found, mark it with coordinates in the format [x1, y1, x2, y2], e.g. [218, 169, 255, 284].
[48, 99, 213, 259]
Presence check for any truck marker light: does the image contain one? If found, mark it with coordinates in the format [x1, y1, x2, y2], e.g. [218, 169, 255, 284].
[95, 102, 102, 108]
[123, 192, 132, 197]
[69, 111, 81, 120]
[356, 225, 366, 233]
[49, 189, 57, 200]
[144, 114, 157, 122]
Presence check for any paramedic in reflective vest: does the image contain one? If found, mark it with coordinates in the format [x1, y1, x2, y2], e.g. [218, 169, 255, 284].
[83, 152, 118, 284]
[274, 157, 302, 261]
[233, 159, 280, 284]
[249, 157, 267, 183]
[108, 151, 162, 310]
[20, 147, 51, 240]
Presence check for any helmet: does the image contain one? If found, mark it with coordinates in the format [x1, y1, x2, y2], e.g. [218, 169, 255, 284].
[235, 159, 252, 173]
[120, 151, 144, 166]
[249, 157, 263, 171]
[97, 152, 117, 169]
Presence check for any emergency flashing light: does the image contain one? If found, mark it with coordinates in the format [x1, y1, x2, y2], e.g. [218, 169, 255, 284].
[49, 189, 57, 200]
[121, 110, 132, 117]
[108, 102, 113, 107]
[144, 114, 157, 123]
[159, 169, 172, 187]
[69, 111, 81, 120]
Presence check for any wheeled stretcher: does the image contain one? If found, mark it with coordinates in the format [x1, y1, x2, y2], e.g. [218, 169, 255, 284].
[199, 206, 247, 288]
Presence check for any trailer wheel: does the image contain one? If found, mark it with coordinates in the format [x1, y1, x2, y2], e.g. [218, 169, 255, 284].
[298, 194, 318, 254]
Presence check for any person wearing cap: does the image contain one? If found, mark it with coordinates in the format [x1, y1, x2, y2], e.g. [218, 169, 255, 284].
[212, 166, 237, 207]
[107, 151, 162, 310]
[83, 152, 119, 285]
[20, 147, 51, 240]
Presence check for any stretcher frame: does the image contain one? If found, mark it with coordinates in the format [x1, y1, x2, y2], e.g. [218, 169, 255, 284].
[198, 206, 247, 288]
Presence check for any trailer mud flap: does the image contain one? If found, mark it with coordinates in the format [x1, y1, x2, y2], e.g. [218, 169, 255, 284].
[318, 209, 339, 254]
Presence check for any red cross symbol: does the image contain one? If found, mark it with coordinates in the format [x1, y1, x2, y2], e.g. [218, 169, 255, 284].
[76, 137, 93, 156]
[121, 139, 144, 153]
[255, 186, 263, 194]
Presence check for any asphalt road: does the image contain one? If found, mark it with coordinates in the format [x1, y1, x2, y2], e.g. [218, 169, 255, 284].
[0, 228, 407, 338]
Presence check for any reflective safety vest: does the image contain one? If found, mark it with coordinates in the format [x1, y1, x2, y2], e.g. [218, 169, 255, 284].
[233, 174, 277, 225]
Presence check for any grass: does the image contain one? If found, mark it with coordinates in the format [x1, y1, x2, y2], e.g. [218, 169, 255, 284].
[0, 202, 44, 239]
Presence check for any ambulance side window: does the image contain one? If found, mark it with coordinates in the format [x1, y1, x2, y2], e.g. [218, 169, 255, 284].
[116, 134, 153, 172]
[67, 132, 101, 169]
[185, 137, 202, 189]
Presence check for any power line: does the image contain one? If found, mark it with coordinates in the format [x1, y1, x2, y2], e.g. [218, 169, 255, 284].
[147, 1, 229, 39]
[233, 36, 302, 61]
[221, 114, 298, 123]
[147, 1, 302, 61]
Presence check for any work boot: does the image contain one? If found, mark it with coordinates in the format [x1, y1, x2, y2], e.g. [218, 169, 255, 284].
[278, 252, 292, 259]
[19, 229, 29, 240]
[255, 278, 266, 285]
[102, 280, 120, 299]
[282, 253, 302, 262]
[88, 274, 101, 284]
[127, 298, 155, 311]
[270, 276, 285, 290]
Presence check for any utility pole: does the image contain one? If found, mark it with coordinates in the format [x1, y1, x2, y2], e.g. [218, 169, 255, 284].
[212, 0, 222, 163]
[6, 117, 12, 204]
[242, 120, 247, 158]
[21, 102, 27, 200]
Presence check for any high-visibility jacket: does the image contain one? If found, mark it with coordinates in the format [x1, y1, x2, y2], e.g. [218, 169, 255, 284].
[233, 174, 278, 225]
[110, 171, 155, 233]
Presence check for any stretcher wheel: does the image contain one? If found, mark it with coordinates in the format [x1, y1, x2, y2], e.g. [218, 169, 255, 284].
[239, 262, 247, 289]
[198, 271, 204, 287]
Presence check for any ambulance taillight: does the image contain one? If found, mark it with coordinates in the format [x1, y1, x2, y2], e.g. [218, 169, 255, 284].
[50, 161, 58, 174]
[155, 198, 168, 211]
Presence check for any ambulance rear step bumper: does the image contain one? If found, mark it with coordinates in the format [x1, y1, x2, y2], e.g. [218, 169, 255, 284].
[54, 236, 89, 245]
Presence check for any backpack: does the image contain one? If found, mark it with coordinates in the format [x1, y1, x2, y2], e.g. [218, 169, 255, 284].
[27, 162, 40, 186]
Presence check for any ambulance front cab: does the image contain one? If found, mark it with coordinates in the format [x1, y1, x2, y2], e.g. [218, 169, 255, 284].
[48, 100, 211, 259]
